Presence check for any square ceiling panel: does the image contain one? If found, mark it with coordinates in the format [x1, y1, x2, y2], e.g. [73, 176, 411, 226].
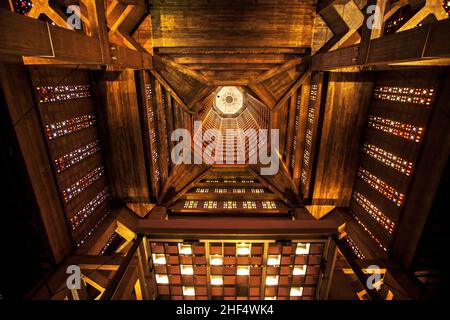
[149, 240, 325, 300]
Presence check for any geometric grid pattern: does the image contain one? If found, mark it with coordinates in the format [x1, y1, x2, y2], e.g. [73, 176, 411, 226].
[54, 140, 101, 173]
[62, 165, 105, 203]
[45, 114, 96, 140]
[362, 143, 413, 176]
[35, 85, 91, 103]
[69, 187, 110, 230]
[350, 212, 388, 252]
[193, 187, 267, 194]
[146, 84, 161, 186]
[357, 167, 405, 207]
[367, 115, 423, 143]
[352, 192, 395, 235]
[290, 93, 301, 171]
[150, 240, 324, 300]
[301, 84, 318, 186]
[373, 86, 434, 106]
[182, 200, 280, 210]
[193, 90, 270, 165]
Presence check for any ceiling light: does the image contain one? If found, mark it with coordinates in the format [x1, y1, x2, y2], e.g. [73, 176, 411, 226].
[178, 243, 192, 255]
[182, 286, 195, 296]
[181, 265, 194, 275]
[237, 243, 251, 255]
[265, 296, 277, 300]
[155, 274, 169, 284]
[293, 265, 307, 275]
[267, 255, 281, 266]
[295, 243, 310, 255]
[210, 275, 223, 286]
[265, 275, 279, 286]
[290, 287, 303, 297]
[210, 255, 223, 265]
[215, 86, 243, 115]
[237, 266, 250, 276]
[152, 254, 166, 265]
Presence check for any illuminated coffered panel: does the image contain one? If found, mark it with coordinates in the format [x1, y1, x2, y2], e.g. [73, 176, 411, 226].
[169, 200, 290, 216]
[290, 93, 302, 174]
[30, 68, 111, 246]
[349, 69, 441, 252]
[300, 74, 323, 198]
[149, 240, 325, 300]
[191, 187, 268, 194]
[172, 169, 292, 217]
[373, 86, 435, 106]
[145, 81, 161, 196]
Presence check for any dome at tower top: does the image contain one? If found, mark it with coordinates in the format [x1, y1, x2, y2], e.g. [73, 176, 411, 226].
[215, 86, 244, 115]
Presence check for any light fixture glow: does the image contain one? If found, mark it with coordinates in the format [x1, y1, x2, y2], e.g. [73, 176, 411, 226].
[267, 255, 281, 266]
[295, 243, 310, 255]
[210, 255, 223, 265]
[178, 243, 192, 255]
[155, 274, 169, 284]
[237, 266, 250, 276]
[265, 296, 277, 300]
[265, 275, 279, 286]
[181, 265, 194, 275]
[290, 287, 303, 297]
[237, 243, 251, 255]
[293, 265, 307, 275]
[182, 286, 195, 296]
[210, 275, 223, 286]
[152, 254, 166, 265]
[215, 86, 244, 115]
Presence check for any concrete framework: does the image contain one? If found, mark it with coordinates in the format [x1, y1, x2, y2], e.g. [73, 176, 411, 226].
[0, 0, 449, 300]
